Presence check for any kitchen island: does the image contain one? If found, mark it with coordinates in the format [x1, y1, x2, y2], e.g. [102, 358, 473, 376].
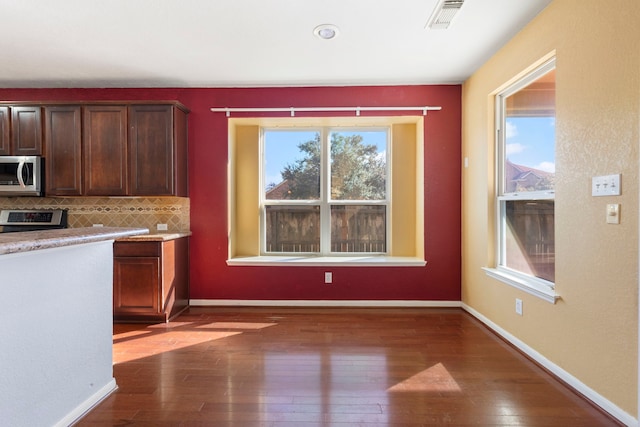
[0, 227, 148, 427]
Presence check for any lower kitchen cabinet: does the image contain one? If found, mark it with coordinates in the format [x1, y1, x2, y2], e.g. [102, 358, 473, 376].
[113, 236, 189, 323]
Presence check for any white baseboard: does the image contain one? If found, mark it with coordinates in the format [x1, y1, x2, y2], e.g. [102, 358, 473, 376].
[462, 303, 637, 427]
[55, 379, 117, 427]
[189, 299, 462, 308]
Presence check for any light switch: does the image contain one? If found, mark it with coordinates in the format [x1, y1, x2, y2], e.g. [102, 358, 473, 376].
[592, 174, 621, 196]
[606, 204, 620, 224]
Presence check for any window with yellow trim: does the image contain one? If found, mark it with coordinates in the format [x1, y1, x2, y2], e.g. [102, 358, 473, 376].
[228, 117, 424, 263]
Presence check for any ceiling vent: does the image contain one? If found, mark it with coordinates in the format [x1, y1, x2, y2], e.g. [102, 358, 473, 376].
[426, 0, 465, 30]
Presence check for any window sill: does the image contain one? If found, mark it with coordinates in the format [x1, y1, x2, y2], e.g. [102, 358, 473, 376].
[227, 256, 427, 267]
[482, 267, 559, 304]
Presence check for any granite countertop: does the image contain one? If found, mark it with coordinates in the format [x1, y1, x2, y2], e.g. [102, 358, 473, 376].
[116, 231, 192, 242]
[0, 227, 149, 256]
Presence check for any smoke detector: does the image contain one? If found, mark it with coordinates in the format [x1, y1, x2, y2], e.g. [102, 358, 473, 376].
[426, 0, 465, 30]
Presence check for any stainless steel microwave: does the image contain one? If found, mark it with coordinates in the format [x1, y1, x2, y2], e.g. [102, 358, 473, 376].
[0, 156, 43, 196]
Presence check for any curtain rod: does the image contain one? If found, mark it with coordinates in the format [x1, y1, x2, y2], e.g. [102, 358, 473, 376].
[210, 106, 442, 117]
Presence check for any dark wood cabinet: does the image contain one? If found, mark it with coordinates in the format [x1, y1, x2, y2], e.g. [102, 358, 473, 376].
[113, 237, 190, 323]
[44, 106, 83, 196]
[129, 105, 188, 196]
[114, 253, 161, 316]
[11, 106, 42, 156]
[83, 105, 129, 196]
[2, 100, 188, 197]
[0, 105, 43, 156]
[0, 106, 9, 155]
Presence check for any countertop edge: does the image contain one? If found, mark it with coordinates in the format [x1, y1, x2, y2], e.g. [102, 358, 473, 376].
[0, 227, 149, 256]
[116, 231, 192, 242]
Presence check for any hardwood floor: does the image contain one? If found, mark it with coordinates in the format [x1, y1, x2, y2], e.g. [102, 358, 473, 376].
[77, 307, 621, 426]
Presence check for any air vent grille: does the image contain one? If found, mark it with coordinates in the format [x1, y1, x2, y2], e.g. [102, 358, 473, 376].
[427, 0, 465, 30]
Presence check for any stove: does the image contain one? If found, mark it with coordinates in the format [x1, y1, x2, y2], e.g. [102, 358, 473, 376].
[0, 209, 68, 233]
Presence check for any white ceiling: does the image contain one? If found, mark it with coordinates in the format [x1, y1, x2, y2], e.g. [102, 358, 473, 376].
[0, 0, 552, 88]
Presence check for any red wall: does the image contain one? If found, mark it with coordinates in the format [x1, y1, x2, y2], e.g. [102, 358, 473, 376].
[0, 85, 461, 301]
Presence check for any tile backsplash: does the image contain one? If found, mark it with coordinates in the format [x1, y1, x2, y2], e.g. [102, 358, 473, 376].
[0, 197, 190, 232]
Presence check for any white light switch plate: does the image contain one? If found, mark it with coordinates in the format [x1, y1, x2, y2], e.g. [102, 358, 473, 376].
[592, 174, 621, 196]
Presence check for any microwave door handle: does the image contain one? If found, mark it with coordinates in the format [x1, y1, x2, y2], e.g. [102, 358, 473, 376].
[16, 161, 26, 188]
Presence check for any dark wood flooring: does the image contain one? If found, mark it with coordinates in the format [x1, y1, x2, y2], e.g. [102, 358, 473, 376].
[76, 307, 622, 426]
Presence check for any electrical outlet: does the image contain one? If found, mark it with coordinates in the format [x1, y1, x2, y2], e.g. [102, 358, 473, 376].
[324, 272, 332, 284]
[515, 298, 523, 316]
[157, 223, 168, 231]
[92, 224, 103, 227]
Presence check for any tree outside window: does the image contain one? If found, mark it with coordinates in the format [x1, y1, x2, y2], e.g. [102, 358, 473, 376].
[263, 128, 388, 254]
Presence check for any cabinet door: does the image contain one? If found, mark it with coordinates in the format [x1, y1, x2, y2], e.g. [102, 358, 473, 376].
[11, 106, 42, 155]
[44, 106, 82, 196]
[83, 105, 128, 195]
[166, 237, 190, 318]
[129, 105, 174, 195]
[0, 106, 9, 155]
[113, 256, 161, 315]
[174, 107, 189, 197]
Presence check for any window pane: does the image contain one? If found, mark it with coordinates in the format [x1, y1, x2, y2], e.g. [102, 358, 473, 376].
[504, 70, 555, 193]
[331, 205, 386, 253]
[330, 131, 387, 200]
[265, 205, 320, 253]
[265, 130, 321, 200]
[504, 200, 554, 282]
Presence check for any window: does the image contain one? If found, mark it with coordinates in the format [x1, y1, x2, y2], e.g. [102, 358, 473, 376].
[488, 57, 557, 301]
[228, 116, 425, 266]
[263, 128, 389, 255]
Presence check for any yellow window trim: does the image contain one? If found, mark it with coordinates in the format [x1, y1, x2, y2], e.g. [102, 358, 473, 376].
[228, 116, 425, 262]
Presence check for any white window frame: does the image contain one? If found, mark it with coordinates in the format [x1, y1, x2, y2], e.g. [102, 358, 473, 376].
[484, 57, 560, 304]
[260, 126, 391, 257]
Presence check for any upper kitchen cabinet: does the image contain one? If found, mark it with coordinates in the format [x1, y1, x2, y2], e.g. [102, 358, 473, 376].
[11, 106, 43, 156]
[128, 104, 188, 197]
[3, 100, 188, 197]
[44, 106, 83, 196]
[83, 105, 129, 196]
[0, 107, 8, 155]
